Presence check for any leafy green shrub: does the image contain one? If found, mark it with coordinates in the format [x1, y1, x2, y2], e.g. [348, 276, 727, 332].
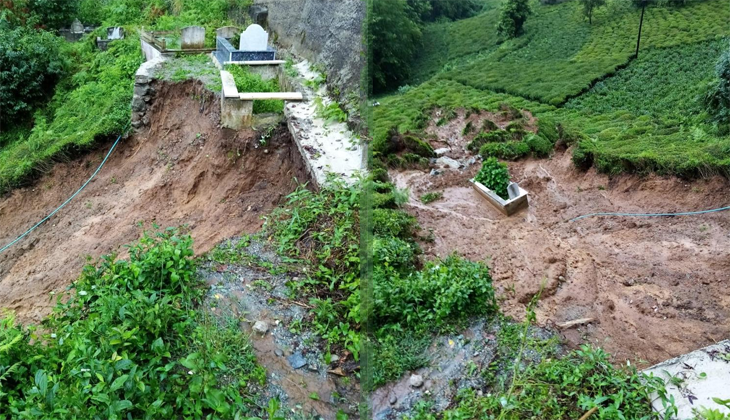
[480, 141, 531, 161]
[226, 64, 283, 114]
[0, 25, 66, 125]
[265, 182, 361, 358]
[0, 229, 266, 419]
[525, 133, 553, 157]
[0, 37, 142, 194]
[370, 0, 422, 92]
[413, 345, 672, 420]
[374, 255, 498, 331]
[704, 46, 730, 134]
[374, 236, 417, 271]
[474, 157, 510, 199]
[372, 208, 418, 239]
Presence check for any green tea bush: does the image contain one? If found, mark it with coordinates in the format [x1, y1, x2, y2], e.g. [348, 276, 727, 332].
[372, 208, 418, 239]
[704, 45, 730, 134]
[474, 157, 510, 199]
[226, 65, 283, 114]
[439, 0, 729, 104]
[467, 130, 510, 152]
[480, 141, 530, 161]
[0, 25, 66, 125]
[374, 255, 498, 331]
[536, 116, 559, 142]
[0, 229, 265, 419]
[525, 133, 553, 157]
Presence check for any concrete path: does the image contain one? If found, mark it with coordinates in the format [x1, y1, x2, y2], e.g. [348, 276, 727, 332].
[644, 340, 730, 419]
[284, 60, 364, 187]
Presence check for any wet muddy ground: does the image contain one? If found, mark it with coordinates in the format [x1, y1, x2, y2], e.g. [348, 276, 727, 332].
[391, 111, 730, 367]
[200, 239, 360, 419]
[0, 80, 309, 323]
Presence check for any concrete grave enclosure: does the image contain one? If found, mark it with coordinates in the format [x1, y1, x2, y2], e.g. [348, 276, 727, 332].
[471, 180, 529, 216]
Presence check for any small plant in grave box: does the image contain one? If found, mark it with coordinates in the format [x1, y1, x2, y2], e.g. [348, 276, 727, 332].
[471, 157, 528, 216]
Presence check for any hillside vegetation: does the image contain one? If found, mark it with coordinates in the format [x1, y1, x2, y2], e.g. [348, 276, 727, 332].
[375, 0, 730, 178]
[0, 0, 252, 195]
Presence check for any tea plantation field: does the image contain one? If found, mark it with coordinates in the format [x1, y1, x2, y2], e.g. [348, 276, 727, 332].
[409, 0, 729, 105]
[377, 0, 730, 178]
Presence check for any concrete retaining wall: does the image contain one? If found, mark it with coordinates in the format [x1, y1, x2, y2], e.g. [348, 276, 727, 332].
[141, 39, 163, 62]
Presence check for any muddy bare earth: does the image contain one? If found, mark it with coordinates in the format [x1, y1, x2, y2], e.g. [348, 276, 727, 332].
[0, 81, 309, 323]
[200, 239, 360, 420]
[392, 110, 730, 367]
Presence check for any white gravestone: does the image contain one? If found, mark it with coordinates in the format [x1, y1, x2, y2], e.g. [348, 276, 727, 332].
[239, 24, 268, 51]
[181, 26, 205, 49]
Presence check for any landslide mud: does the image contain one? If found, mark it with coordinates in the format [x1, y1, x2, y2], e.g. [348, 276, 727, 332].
[392, 112, 730, 366]
[0, 81, 309, 323]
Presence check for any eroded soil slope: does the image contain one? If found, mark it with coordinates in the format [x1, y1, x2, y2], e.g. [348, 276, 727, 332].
[0, 81, 309, 323]
[392, 113, 730, 366]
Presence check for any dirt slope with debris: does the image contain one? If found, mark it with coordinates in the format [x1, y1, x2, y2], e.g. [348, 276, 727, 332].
[0, 81, 309, 324]
[391, 113, 730, 366]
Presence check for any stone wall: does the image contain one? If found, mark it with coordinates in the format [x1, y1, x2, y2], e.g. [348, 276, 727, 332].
[252, 0, 364, 98]
[131, 59, 165, 131]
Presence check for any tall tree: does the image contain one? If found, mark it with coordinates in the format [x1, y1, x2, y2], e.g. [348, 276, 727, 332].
[497, 0, 531, 39]
[580, 0, 606, 24]
[369, 0, 422, 93]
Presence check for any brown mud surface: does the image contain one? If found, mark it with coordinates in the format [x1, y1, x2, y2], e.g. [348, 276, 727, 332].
[0, 81, 309, 324]
[392, 121, 730, 366]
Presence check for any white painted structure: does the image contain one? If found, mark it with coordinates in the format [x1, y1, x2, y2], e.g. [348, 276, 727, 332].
[644, 340, 730, 420]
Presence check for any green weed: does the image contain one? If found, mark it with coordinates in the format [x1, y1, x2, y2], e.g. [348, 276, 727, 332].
[420, 191, 443, 204]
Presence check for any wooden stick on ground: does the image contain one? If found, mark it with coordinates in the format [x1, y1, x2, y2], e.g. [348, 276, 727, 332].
[578, 407, 599, 420]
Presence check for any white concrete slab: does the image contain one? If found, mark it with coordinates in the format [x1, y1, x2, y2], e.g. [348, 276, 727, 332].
[227, 60, 286, 66]
[240, 92, 303, 101]
[284, 60, 364, 187]
[220, 71, 239, 98]
[644, 340, 730, 420]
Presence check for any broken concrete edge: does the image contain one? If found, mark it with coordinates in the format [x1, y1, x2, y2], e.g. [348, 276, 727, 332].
[643, 340, 730, 420]
[470, 179, 528, 216]
[220, 70, 239, 98]
[131, 57, 166, 131]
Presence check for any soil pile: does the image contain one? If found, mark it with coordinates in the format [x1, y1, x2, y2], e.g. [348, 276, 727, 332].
[0, 81, 309, 323]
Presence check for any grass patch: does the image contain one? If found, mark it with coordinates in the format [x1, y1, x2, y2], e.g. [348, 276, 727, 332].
[225, 65, 283, 114]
